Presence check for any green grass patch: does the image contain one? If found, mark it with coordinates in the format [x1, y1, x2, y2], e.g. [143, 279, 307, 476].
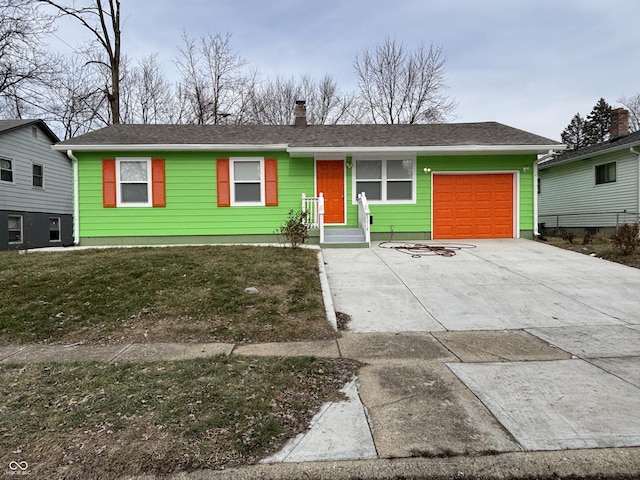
[0, 356, 360, 478]
[0, 246, 335, 345]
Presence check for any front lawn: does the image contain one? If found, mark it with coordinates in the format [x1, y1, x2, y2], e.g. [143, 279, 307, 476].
[0, 245, 336, 345]
[0, 355, 360, 479]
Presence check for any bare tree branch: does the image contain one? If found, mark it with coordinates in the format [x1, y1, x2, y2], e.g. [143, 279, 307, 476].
[37, 0, 122, 123]
[354, 37, 455, 124]
[0, 0, 58, 113]
[175, 32, 250, 124]
[618, 94, 640, 132]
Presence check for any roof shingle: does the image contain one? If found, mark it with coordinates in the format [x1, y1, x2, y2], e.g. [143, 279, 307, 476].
[56, 122, 560, 150]
[539, 130, 640, 168]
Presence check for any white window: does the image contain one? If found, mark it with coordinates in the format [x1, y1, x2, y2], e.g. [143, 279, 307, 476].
[1, 157, 13, 183]
[354, 158, 415, 203]
[8, 215, 22, 244]
[32, 163, 44, 188]
[49, 217, 61, 242]
[231, 157, 264, 206]
[116, 158, 152, 207]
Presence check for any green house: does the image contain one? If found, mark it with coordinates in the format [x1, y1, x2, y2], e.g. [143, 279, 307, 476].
[53, 103, 561, 247]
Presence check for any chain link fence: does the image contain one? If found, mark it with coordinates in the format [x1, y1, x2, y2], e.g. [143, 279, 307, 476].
[539, 211, 640, 236]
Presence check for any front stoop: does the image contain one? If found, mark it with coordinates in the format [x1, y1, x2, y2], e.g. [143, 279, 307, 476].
[321, 228, 369, 248]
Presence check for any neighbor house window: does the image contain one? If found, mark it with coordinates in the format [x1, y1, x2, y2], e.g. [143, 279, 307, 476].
[354, 158, 415, 203]
[230, 158, 264, 206]
[1, 158, 13, 182]
[595, 162, 616, 185]
[32, 163, 44, 188]
[49, 217, 60, 242]
[8, 215, 22, 244]
[117, 158, 152, 206]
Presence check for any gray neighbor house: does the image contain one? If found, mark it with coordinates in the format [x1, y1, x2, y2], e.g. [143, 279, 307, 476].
[538, 108, 640, 235]
[0, 120, 73, 250]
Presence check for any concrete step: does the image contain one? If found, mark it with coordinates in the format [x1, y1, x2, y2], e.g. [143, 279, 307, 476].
[322, 228, 368, 248]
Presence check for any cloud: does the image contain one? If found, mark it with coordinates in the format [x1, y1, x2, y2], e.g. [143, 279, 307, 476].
[50, 0, 639, 140]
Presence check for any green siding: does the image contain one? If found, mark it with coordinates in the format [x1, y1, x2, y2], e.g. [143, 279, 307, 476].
[345, 154, 536, 236]
[76, 150, 537, 244]
[539, 150, 639, 228]
[77, 151, 315, 240]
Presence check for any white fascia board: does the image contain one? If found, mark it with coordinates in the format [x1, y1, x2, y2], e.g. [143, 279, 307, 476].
[287, 144, 564, 157]
[538, 140, 640, 169]
[52, 143, 290, 152]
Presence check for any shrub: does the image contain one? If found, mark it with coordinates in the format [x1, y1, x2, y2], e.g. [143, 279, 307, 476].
[561, 230, 575, 244]
[280, 209, 309, 248]
[610, 222, 640, 256]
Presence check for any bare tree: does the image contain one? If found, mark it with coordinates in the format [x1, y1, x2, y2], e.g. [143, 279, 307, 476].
[249, 75, 300, 124]
[175, 32, 249, 124]
[300, 74, 356, 125]
[354, 37, 455, 124]
[248, 73, 356, 125]
[0, 0, 57, 114]
[36, 55, 107, 138]
[38, 0, 122, 124]
[120, 54, 175, 124]
[618, 94, 640, 132]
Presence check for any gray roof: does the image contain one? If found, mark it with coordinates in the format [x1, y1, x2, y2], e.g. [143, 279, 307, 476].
[0, 119, 60, 142]
[539, 130, 640, 168]
[55, 122, 561, 153]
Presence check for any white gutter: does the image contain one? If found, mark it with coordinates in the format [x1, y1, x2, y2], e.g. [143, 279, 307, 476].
[52, 143, 289, 152]
[65, 150, 80, 246]
[533, 150, 557, 237]
[539, 141, 638, 169]
[632, 147, 640, 217]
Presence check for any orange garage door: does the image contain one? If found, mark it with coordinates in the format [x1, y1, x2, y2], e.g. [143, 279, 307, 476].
[433, 174, 514, 239]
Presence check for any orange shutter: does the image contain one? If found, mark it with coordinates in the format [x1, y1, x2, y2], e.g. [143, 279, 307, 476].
[264, 158, 278, 206]
[151, 158, 166, 207]
[102, 158, 116, 207]
[217, 158, 230, 207]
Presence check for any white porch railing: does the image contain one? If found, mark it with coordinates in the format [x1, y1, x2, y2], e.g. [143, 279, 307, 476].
[301, 193, 325, 243]
[357, 192, 371, 244]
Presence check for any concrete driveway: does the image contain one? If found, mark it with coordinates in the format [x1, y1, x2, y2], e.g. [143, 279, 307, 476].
[323, 238, 640, 331]
[321, 239, 640, 456]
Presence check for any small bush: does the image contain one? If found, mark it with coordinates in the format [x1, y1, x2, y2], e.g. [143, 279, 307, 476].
[561, 230, 575, 244]
[610, 222, 640, 256]
[280, 209, 309, 248]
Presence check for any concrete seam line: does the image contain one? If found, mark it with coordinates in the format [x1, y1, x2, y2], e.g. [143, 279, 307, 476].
[109, 343, 134, 363]
[317, 250, 338, 331]
[0, 345, 28, 362]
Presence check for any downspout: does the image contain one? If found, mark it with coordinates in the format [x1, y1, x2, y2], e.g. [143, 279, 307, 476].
[534, 150, 556, 238]
[632, 146, 640, 218]
[66, 150, 80, 246]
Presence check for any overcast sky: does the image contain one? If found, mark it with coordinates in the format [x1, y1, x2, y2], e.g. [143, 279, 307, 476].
[51, 0, 639, 141]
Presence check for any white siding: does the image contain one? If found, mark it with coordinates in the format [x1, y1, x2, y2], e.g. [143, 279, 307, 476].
[0, 124, 72, 214]
[538, 149, 639, 228]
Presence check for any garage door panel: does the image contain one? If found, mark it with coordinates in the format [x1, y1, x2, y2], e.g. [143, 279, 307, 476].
[433, 174, 514, 239]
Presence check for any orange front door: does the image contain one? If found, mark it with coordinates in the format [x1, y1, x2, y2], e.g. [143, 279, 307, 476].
[433, 174, 514, 239]
[316, 160, 345, 224]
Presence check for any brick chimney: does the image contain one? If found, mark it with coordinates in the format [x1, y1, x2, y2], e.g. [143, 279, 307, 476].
[610, 108, 629, 140]
[294, 100, 307, 128]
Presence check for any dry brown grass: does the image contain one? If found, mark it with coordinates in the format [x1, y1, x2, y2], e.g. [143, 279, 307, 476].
[544, 235, 640, 269]
[0, 245, 336, 345]
[0, 356, 360, 479]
